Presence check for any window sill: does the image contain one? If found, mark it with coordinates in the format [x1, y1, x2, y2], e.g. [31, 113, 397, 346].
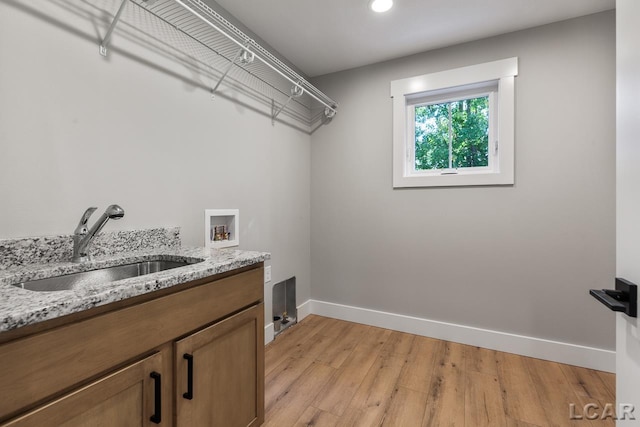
[393, 170, 514, 188]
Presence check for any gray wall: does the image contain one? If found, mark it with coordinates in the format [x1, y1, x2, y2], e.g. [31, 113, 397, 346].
[310, 12, 616, 350]
[0, 0, 311, 324]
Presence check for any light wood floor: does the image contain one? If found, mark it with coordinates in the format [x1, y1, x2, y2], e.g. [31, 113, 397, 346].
[263, 315, 615, 427]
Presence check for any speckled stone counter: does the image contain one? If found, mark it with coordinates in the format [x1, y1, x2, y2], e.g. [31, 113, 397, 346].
[0, 229, 270, 333]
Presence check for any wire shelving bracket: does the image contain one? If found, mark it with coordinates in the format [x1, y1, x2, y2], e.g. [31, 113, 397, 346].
[210, 45, 246, 97]
[99, 0, 128, 56]
[272, 83, 304, 124]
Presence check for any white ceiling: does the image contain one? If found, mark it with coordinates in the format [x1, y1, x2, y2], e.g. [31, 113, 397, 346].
[214, 0, 615, 77]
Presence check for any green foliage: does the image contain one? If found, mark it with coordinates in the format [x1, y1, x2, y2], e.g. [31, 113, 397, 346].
[414, 96, 489, 170]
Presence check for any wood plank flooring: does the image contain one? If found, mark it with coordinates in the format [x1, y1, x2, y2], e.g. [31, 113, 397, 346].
[264, 315, 616, 427]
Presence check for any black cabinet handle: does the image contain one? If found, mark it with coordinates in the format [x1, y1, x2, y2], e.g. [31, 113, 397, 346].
[150, 372, 162, 424]
[183, 353, 194, 400]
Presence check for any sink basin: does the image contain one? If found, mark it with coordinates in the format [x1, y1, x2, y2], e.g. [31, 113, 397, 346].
[12, 258, 204, 292]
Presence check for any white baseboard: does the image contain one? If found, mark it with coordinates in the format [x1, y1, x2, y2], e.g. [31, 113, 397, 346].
[265, 322, 274, 345]
[297, 300, 312, 322]
[305, 299, 615, 373]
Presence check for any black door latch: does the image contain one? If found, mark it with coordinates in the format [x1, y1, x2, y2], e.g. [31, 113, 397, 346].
[590, 278, 638, 318]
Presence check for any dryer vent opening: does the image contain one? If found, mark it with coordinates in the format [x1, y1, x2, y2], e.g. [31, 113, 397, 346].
[272, 276, 297, 337]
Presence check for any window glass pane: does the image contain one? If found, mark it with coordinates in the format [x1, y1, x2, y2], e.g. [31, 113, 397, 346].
[451, 96, 489, 168]
[414, 95, 489, 170]
[414, 103, 450, 170]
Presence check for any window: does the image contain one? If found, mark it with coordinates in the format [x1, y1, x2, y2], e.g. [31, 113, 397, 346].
[391, 58, 518, 187]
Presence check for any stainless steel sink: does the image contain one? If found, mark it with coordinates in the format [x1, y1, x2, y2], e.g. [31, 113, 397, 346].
[12, 258, 203, 292]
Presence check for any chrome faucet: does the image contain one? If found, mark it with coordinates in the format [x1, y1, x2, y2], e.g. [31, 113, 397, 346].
[72, 204, 125, 263]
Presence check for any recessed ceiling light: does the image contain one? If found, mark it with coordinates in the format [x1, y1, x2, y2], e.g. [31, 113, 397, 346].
[370, 0, 393, 13]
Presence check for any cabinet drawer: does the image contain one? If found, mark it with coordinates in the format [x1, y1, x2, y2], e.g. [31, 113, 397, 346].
[0, 266, 263, 421]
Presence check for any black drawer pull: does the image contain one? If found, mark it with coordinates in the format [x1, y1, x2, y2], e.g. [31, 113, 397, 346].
[183, 353, 194, 400]
[150, 372, 162, 424]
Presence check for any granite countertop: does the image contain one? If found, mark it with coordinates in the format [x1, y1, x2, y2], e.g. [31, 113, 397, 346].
[0, 246, 270, 333]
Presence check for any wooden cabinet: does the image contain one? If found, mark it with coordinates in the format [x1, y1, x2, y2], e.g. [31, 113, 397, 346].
[0, 264, 264, 427]
[3, 352, 163, 427]
[175, 304, 264, 427]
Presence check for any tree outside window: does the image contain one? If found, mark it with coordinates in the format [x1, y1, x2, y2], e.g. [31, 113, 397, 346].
[414, 95, 489, 171]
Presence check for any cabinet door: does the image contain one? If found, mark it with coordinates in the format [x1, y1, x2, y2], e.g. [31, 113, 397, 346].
[2, 352, 163, 427]
[175, 304, 264, 427]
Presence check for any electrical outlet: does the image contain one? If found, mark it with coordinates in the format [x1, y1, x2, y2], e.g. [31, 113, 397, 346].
[264, 266, 272, 283]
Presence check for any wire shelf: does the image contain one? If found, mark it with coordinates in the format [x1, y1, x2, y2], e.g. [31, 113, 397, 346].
[99, 0, 338, 128]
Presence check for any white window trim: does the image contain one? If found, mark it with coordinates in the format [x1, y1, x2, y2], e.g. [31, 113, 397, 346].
[391, 57, 518, 188]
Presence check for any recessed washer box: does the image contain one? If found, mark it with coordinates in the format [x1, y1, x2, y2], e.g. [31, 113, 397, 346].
[204, 209, 239, 249]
